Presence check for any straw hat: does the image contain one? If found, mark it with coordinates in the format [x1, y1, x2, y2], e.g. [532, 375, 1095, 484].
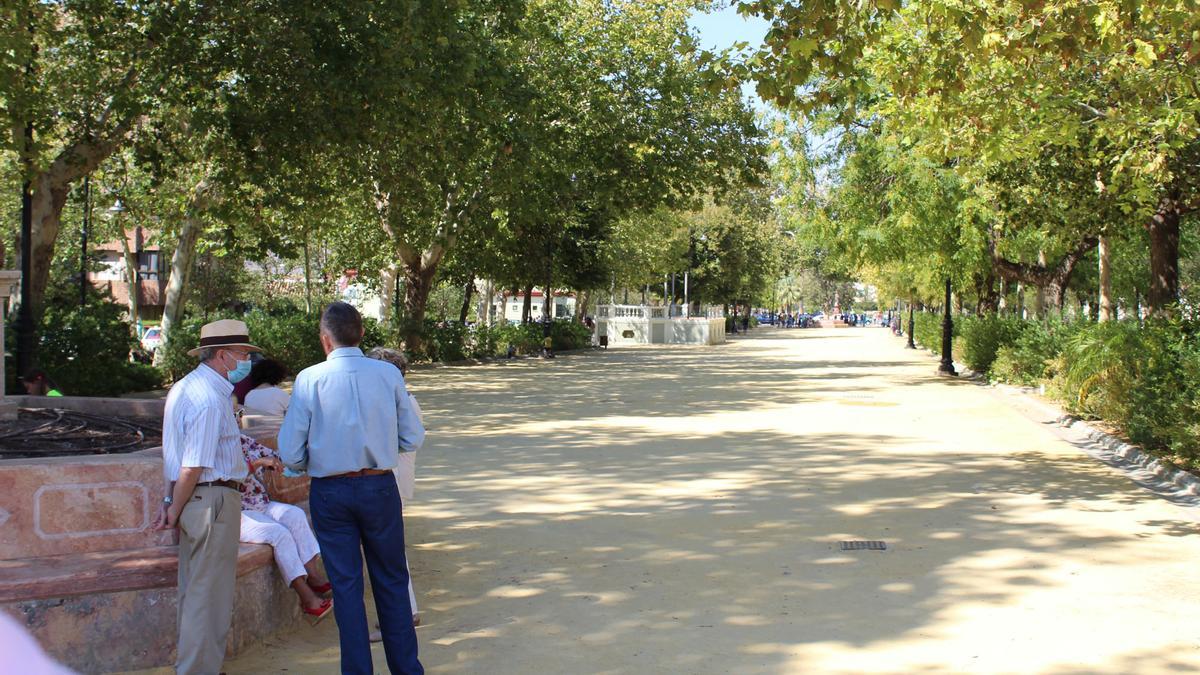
[187, 319, 263, 357]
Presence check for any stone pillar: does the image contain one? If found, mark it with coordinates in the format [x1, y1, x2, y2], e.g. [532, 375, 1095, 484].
[0, 270, 22, 420]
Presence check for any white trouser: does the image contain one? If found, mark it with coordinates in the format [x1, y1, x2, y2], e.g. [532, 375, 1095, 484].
[392, 453, 419, 615]
[240, 502, 321, 584]
[394, 451, 417, 502]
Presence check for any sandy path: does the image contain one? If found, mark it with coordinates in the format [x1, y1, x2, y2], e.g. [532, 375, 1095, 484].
[214, 327, 1200, 674]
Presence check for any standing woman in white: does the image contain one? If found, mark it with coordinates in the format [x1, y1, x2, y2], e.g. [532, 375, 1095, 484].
[367, 347, 422, 626]
[243, 359, 291, 416]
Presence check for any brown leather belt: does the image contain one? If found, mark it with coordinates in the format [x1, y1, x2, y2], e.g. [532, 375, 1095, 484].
[325, 468, 391, 479]
[196, 479, 240, 490]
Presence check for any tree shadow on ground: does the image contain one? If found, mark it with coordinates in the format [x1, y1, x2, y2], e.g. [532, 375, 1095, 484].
[400, 329, 1200, 674]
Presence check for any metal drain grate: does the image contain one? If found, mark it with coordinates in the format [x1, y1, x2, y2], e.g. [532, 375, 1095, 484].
[840, 540, 887, 551]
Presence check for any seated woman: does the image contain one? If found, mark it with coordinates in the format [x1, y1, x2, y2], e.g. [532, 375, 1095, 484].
[243, 359, 290, 415]
[238, 434, 333, 622]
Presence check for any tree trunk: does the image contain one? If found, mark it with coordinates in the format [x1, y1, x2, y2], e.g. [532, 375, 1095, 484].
[303, 230, 313, 315]
[118, 224, 140, 331]
[1146, 196, 1181, 318]
[157, 180, 212, 364]
[976, 270, 999, 314]
[543, 243, 554, 322]
[20, 174, 72, 360]
[576, 290, 590, 323]
[459, 274, 475, 324]
[379, 265, 398, 323]
[1033, 251, 1048, 318]
[401, 262, 438, 354]
[521, 283, 533, 323]
[158, 220, 200, 361]
[481, 279, 495, 326]
[24, 128, 136, 339]
[1098, 235, 1114, 322]
[992, 237, 1096, 319]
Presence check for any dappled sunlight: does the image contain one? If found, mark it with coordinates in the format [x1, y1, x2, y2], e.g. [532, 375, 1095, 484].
[216, 328, 1200, 674]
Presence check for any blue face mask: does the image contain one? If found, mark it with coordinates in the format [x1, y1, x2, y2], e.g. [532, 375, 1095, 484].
[227, 355, 253, 384]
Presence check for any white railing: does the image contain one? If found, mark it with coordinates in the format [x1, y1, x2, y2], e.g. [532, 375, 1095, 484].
[597, 304, 647, 318]
[597, 304, 725, 320]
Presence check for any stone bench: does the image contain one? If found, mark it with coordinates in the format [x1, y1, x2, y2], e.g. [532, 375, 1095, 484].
[0, 416, 312, 673]
[1, 542, 303, 672]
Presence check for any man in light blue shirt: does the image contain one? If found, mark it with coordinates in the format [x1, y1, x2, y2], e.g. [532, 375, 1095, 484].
[279, 302, 424, 675]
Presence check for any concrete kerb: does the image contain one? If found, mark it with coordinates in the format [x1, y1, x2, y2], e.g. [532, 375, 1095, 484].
[902, 332, 1200, 499]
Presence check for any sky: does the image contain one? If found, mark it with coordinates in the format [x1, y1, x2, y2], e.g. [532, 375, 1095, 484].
[687, 4, 772, 111]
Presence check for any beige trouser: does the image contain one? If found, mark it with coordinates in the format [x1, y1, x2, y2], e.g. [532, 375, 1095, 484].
[176, 485, 241, 675]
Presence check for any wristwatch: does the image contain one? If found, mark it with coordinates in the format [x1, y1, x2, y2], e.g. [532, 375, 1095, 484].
[162, 495, 173, 506]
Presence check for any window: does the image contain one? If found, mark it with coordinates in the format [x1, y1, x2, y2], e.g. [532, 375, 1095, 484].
[137, 251, 160, 279]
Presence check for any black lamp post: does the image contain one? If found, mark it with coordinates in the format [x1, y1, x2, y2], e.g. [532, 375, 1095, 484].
[938, 277, 956, 375]
[80, 174, 90, 305]
[15, 121, 35, 383]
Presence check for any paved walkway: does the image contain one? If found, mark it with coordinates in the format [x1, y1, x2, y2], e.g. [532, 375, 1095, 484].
[220, 327, 1200, 674]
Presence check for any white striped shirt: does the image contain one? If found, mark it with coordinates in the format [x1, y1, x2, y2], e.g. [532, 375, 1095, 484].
[162, 364, 249, 483]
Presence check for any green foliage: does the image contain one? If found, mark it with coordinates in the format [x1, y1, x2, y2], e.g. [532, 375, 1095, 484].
[419, 322, 470, 363]
[25, 295, 162, 397]
[549, 320, 592, 352]
[990, 322, 1064, 386]
[408, 319, 591, 362]
[156, 320, 203, 384]
[911, 312, 951, 355]
[924, 313, 1200, 467]
[1050, 320, 1200, 465]
[158, 307, 388, 383]
[956, 315, 1025, 374]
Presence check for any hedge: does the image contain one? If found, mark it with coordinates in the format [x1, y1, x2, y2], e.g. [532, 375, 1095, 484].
[905, 313, 1200, 468]
[159, 310, 595, 381]
[29, 296, 163, 397]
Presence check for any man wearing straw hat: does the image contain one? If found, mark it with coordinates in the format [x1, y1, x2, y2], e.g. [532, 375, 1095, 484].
[154, 319, 260, 675]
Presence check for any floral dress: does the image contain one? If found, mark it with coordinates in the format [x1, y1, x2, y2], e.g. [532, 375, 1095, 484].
[239, 434, 275, 512]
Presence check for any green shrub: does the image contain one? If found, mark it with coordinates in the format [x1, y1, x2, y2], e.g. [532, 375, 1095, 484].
[490, 322, 543, 356]
[156, 319, 203, 383]
[1050, 320, 1141, 421]
[158, 308, 388, 383]
[912, 311, 952, 354]
[991, 321, 1052, 385]
[1120, 321, 1200, 460]
[549, 319, 592, 351]
[957, 315, 1026, 374]
[909, 311, 1200, 468]
[31, 296, 163, 396]
[1018, 318, 1200, 467]
[422, 322, 469, 362]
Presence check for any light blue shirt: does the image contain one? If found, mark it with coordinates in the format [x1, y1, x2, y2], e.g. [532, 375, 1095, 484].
[279, 346, 425, 478]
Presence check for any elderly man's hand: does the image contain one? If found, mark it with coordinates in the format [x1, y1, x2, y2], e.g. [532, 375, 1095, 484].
[152, 502, 172, 530]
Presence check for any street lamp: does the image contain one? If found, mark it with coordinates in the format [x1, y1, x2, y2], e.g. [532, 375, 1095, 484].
[107, 199, 139, 335]
[938, 277, 956, 376]
[80, 175, 91, 305]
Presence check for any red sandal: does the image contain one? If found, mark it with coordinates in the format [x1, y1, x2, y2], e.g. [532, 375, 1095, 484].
[302, 598, 333, 625]
[309, 581, 333, 595]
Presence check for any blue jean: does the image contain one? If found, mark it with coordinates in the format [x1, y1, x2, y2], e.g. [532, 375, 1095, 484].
[310, 473, 422, 675]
